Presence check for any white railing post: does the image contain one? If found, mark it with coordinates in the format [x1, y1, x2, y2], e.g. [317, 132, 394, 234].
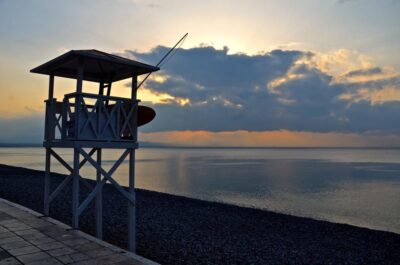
[44, 75, 55, 141]
[44, 99, 57, 141]
[44, 100, 50, 141]
[61, 97, 68, 139]
[75, 59, 84, 140]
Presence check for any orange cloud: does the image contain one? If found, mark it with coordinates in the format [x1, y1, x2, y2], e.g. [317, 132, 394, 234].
[339, 86, 400, 105]
[139, 130, 400, 147]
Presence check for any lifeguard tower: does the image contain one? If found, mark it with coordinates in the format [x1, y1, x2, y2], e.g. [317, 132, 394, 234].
[31, 49, 159, 252]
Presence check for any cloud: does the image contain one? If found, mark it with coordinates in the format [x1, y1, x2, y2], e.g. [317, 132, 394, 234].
[302, 49, 374, 78]
[339, 86, 400, 105]
[1, 45, 399, 144]
[139, 130, 400, 147]
[121, 46, 400, 134]
[335, 65, 398, 84]
[127, 46, 306, 103]
[344, 67, 382, 77]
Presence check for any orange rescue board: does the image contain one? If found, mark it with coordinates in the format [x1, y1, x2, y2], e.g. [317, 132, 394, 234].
[138, 105, 156, 127]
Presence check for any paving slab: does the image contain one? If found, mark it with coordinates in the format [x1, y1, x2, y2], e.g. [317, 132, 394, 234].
[16, 251, 52, 263]
[0, 257, 22, 265]
[7, 246, 41, 256]
[0, 198, 159, 265]
[56, 252, 90, 264]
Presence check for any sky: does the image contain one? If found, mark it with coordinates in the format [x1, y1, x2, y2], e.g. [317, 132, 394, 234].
[0, 0, 399, 146]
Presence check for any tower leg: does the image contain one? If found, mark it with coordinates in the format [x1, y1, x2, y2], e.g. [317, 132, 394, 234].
[44, 147, 51, 216]
[95, 148, 103, 239]
[72, 148, 80, 229]
[128, 148, 136, 253]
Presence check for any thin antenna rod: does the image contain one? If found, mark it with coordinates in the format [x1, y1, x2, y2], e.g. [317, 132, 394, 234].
[136, 33, 188, 89]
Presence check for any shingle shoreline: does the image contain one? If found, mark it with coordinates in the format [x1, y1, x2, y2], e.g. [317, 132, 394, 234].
[0, 163, 400, 265]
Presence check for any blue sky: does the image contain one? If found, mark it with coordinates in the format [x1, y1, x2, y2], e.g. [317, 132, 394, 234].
[0, 0, 399, 146]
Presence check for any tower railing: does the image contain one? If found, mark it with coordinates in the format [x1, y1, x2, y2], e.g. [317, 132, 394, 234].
[44, 93, 139, 143]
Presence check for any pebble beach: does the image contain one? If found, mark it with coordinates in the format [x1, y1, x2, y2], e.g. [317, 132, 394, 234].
[0, 163, 400, 265]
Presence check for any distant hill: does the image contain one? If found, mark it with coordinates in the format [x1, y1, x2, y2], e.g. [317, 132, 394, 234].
[0, 143, 42, 147]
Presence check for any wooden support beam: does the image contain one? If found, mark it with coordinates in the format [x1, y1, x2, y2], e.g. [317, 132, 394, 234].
[77, 148, 131, 219]
[76, 61, 84, 94]
[48, 75, 54, 100]
[50, 148, 73, 172]
[75, 59, 84, 140]
[129, 73, 138, 253]
[79, 148, 133, 204]
[47, 153, 95, 203]
[72, 148, 80, 229]
[77, 175, 107, 217]
[44, 148, 51, 216]
[49, 174, 73, 203]
[95, 148, 103, 239]
[50, 147, 95, 171]
[99, 81, 104, 96]
[131, 75, 137, 100]
[128, 148, 136, 253]
[48, 148, 95, 204]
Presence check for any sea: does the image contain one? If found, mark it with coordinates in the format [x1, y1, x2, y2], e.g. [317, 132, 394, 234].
[0, 147, 399, 234]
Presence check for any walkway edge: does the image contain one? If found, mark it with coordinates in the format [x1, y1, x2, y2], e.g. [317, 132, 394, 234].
[0, 197, 160, 265]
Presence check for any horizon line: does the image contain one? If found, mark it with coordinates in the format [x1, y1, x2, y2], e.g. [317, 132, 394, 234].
[0, 142, 400, 149]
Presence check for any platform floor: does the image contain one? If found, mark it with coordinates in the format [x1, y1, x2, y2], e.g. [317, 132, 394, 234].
[0, 199, 158, 265]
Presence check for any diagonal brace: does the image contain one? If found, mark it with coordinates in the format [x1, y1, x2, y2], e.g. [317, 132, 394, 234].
[78, 148, 134, 210]
[50, 148, 95, 191]
[48, 148, 96, 203]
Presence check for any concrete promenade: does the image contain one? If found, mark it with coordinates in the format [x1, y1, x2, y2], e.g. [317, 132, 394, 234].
[0, 198, 159, 265]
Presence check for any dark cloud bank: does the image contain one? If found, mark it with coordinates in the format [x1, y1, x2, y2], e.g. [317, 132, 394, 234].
[124, 46, 400, 134]
[1, 45, 400, 143]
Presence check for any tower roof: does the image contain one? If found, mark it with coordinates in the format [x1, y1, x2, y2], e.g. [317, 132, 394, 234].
[30, 49, 159, 82]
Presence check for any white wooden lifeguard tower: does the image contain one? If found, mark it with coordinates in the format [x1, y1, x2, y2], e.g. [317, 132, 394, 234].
[30, 50, 159, 253]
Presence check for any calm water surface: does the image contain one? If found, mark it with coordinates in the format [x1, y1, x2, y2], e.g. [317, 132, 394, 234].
[0, 147, 399, 233]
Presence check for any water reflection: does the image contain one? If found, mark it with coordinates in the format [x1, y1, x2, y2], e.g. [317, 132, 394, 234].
[0, 147, 399, 233]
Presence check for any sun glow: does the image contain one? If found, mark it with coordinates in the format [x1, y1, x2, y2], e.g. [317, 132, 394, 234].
[268, 73, 305, 91]
[339, 86, 400, 105]
[138, 87, 191, 106]
[139, 130, 400, 147]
